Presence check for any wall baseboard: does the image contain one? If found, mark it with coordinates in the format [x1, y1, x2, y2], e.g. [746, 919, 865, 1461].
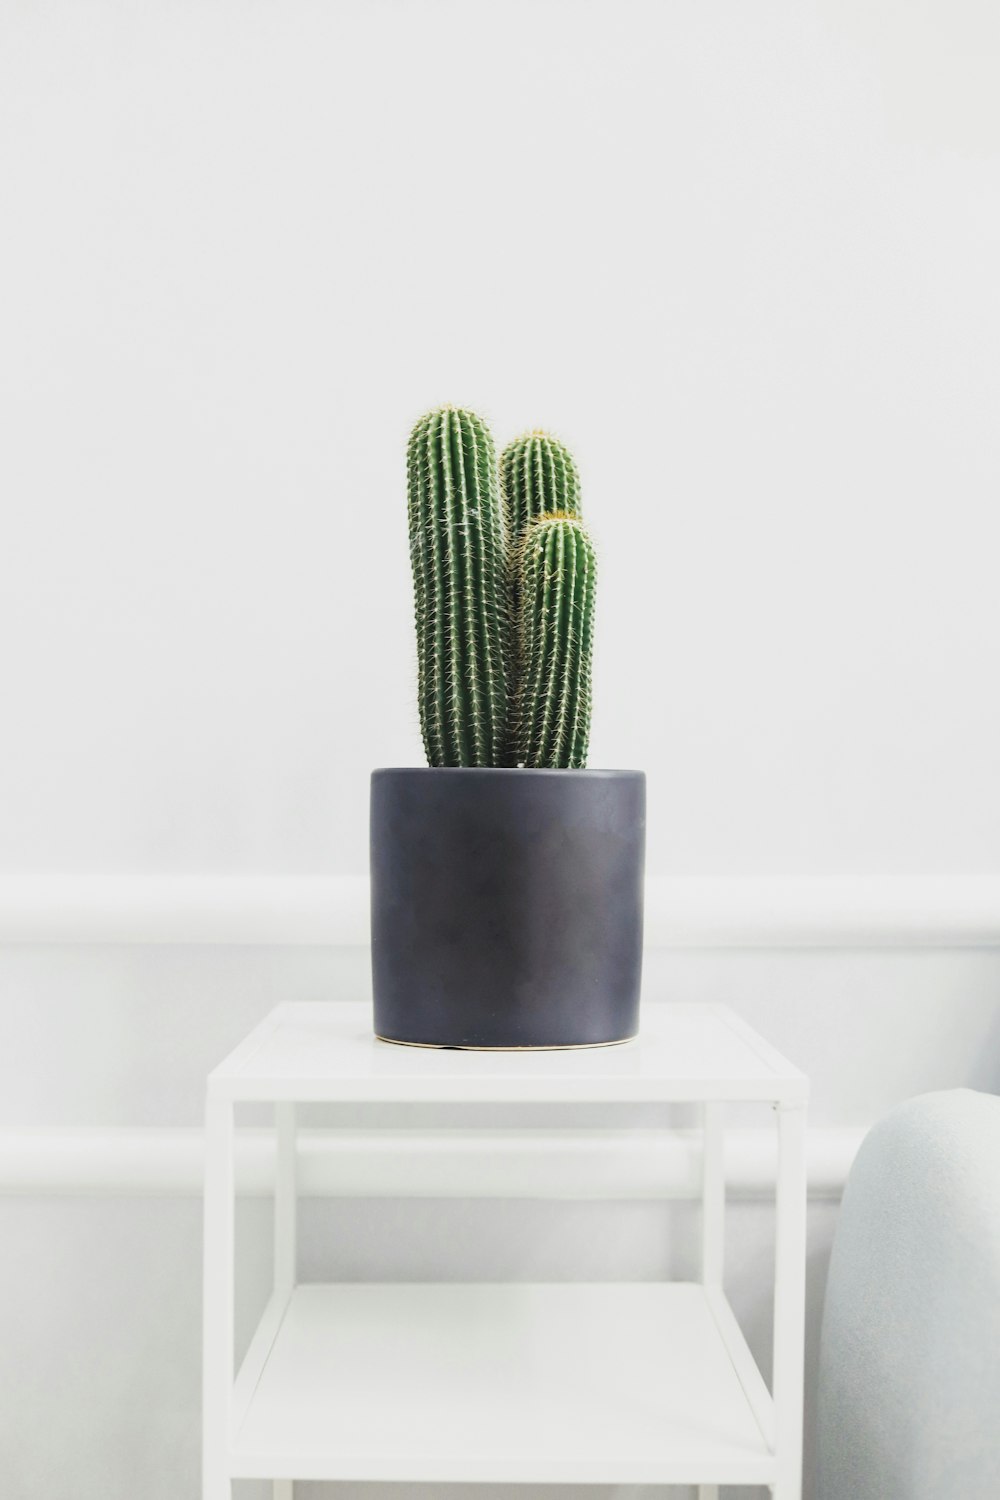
[1, 874, 998, 947]
[0, 1125, 863, 1199]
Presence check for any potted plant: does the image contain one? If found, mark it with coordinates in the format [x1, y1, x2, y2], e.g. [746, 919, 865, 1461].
[370, 406, 645, 1049]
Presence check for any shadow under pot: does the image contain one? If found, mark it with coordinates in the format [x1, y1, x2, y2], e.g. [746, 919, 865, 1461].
[370, 767, 645, 1050]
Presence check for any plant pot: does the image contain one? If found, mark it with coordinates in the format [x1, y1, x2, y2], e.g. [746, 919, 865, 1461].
[370, 767, 645, 1049]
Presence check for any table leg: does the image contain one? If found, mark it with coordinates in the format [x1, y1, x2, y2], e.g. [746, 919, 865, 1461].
[700, 1101, 725, 1287]
[274, 1102, 297, 1298]
[772, 1100, 807, 1499]
[203, 1098, 234, 1500]
[699, 1105, 725, 1498]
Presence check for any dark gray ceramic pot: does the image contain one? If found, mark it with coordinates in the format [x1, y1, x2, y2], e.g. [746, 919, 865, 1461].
[370, 768, 645, 1049]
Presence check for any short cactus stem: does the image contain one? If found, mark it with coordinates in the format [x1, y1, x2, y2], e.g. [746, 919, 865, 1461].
[407, 406, 512, 767]
[500, 431, 582, 548]
[517, 514, 596, 770]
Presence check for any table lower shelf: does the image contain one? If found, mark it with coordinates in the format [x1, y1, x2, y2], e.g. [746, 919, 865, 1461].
[230, 1280, 776, 1485]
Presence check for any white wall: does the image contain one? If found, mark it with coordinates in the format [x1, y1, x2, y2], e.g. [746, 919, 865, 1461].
[3, 0, 1000, 873]
[2, 2, 999, 1498]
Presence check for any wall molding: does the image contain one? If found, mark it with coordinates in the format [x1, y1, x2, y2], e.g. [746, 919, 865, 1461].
[0, 1126, 863, 1199]
[1, 874, 999, 947]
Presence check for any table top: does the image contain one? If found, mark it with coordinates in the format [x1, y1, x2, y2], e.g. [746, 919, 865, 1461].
[207, 1001, 807, 1104]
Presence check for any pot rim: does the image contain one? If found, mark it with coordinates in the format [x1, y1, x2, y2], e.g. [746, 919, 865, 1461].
[372, 766, 644, 779]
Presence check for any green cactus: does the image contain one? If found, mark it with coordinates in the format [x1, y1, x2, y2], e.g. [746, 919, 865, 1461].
[517, 514, 596, 770]
[500, 430, 582, 549]
[407, 412, 596, 771]
[407, 406, 512, 767]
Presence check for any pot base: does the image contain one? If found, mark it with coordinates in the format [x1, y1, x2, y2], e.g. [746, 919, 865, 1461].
[375, 1033, 638, 1052]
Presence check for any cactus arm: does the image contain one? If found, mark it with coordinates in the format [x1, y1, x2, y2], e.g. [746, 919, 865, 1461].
[500, 430, 582, 548]
[500, 428, 583, 767]
[516, 523, 546, 764]
[517, 514, 596, 770]
[550, 522, 580, 761]
[534, 521, 569, 761]
[568, 525, 596, 767]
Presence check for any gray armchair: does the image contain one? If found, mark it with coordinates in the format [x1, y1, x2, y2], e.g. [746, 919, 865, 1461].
[817, 1088, 1000, 1498]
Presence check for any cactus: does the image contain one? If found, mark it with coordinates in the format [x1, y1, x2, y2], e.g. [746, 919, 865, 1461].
[407, 411, 596, 771]
[407, 406, 512, 767]
[500, 430, 581, 549]
[517, 514, 596, 770]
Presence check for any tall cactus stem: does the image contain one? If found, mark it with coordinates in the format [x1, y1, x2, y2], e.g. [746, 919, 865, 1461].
[407, 406, 511, 767]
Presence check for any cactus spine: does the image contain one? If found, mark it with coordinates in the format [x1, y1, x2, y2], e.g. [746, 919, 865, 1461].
[407, 406, 511, 767]
[517, 515, 596, 770]
[500, 431, 581, 546]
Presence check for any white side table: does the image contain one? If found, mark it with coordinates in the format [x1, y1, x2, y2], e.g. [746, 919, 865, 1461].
[203, 1001, 808, 1498]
